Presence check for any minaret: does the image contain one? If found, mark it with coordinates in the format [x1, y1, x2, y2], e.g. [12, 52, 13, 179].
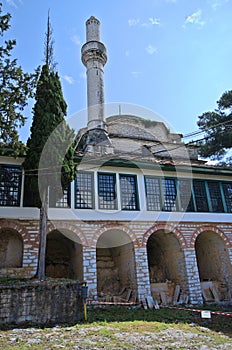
[81, 16, 112, 150]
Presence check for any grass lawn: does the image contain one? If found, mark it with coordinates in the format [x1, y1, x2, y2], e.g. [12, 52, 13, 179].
[0, 306, 231, 349]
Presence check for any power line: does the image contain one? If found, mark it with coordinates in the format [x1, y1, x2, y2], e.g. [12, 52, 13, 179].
[182, 118, 232, 139]
[3, 117, 231, 177]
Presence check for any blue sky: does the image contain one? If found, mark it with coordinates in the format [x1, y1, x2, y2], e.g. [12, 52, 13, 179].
[2, 0, 232, 142]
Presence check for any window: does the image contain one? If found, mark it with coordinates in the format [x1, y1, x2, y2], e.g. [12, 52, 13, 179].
[50, 187, 71, 208]
[98, 173, 117, 210]
[0, 165, 22, 207]
[179, 179, 195, 212]
[162, 178, 177, 211]
[75, 172, 94, 209]
[144, 176, 161, 211]
[120, 174, 139, 210]
[193, 180, 208, 212]
[222, 183, 232, 213]
[207, 182, 224, 212]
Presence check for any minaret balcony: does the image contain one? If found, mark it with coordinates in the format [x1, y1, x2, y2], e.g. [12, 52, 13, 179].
[81, 41, 107, 66]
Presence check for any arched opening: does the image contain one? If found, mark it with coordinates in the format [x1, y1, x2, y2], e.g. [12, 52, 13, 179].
[0, 228, 23, 268]
[195, 231, 232, 302]
[45, 229, 83, 280]
[96, 229, 137, 301]
[147, 230, 188, 305]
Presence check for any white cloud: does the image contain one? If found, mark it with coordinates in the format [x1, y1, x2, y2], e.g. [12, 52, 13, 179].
[125, 50, 130, 57]
[63, 75, 74, 84]
[149, 17, 161, 26]
[71, 35, 81, 46]
[165, 0, 177, 3]
[146, 45, 157, 55]
[208, 0, 229, 10]
[128, 18, 140, 26]
[130, 17, 161, 28]
[184, 9, 205, 28]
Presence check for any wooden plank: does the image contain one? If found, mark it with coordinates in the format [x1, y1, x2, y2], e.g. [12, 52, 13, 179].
[146, 296, 155, 309]
[210, 285, 220, 302]
[154, 299, 160, 310]
[173, 285, 180, 305]
[202, 288, 214, 301]
[178, 294, 189, 304]
[160, 292, 167, 305]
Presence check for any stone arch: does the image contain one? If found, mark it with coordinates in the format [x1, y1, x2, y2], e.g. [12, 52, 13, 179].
[46, 227, 84, 280]
[145, 224, 189, 304]
[96, 225, 137, 298]
[190, 226, 232, 249]
[0, 220, 28, 240]
[0, 227, 23, 268]
[142, 223, 187, 248]
[194, 227, 232, 302]
[47, 222, 89, 247]
[92, 224, 140, 248]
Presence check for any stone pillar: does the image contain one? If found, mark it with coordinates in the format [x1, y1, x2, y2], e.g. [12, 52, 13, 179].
[134, 246, 151, 300]
[82, 245, 97, 299]
[183, 248, 203, 304]
[228, 247, 232, 265]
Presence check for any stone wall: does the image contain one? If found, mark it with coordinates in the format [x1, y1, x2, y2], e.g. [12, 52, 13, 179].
[0, 281, 83, 326]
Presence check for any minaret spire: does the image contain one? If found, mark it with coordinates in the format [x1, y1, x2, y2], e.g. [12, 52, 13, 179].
[81, 16, 109, 137]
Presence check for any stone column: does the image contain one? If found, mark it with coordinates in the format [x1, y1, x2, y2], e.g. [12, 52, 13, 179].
[134, 246, 151, 300]
[183, 248, 203, 304]
[82, 245, 97, 299]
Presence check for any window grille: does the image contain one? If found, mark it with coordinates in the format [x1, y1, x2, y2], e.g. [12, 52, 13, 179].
[0, 165, 22, 207]
[162, 178, 177, 211]
[75, 172, 94, 209]
[98, 173, 117, 210]
[144, 176, 161, 211]
[179, 179, 195, 212]
[120, 174, 139, 210]
[193, 180, 209, 212]
[50, 187, 71, 208]
[222, 183, 232, 212]
[207, 182, 224, 212]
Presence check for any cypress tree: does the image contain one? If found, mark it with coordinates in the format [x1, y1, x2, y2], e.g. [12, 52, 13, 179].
[23, 15, 77, 279]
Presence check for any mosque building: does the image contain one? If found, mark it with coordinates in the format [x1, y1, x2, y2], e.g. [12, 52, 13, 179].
[0, 16, 232, 305]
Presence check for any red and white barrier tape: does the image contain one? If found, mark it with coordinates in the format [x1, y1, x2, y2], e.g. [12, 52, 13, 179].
[161, 305, 232, 317]
[87, 300, 232, 317]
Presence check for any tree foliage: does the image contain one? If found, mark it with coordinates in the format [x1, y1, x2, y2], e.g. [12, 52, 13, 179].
[0, 2, 38, 156]
[23, 64, 77, 206]
[23, 14, 77, 279]
[44, 10, 56, 71]
[197, 90, 232, 163]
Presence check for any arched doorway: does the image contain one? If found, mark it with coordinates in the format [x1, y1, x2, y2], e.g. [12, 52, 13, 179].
[0, 228, 23, 268]
[147, 230, 188, 304]
[46, 229, 83, 280]
[195, 231, 232, 302]
[96, 229, 137, 300]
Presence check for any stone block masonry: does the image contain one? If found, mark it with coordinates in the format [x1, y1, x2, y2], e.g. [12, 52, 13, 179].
[0, 281, 83, 327]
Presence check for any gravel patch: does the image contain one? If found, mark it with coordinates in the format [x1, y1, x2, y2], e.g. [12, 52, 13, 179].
[0, 324, 231, 349]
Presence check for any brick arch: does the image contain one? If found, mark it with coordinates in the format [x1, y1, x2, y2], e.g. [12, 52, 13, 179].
[92, 224, 140, 248]
[190, 225, 232, 248]
[46, 222, 89, 246]
[0, 220, 28, 241]
[142, 223, 187, 248]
